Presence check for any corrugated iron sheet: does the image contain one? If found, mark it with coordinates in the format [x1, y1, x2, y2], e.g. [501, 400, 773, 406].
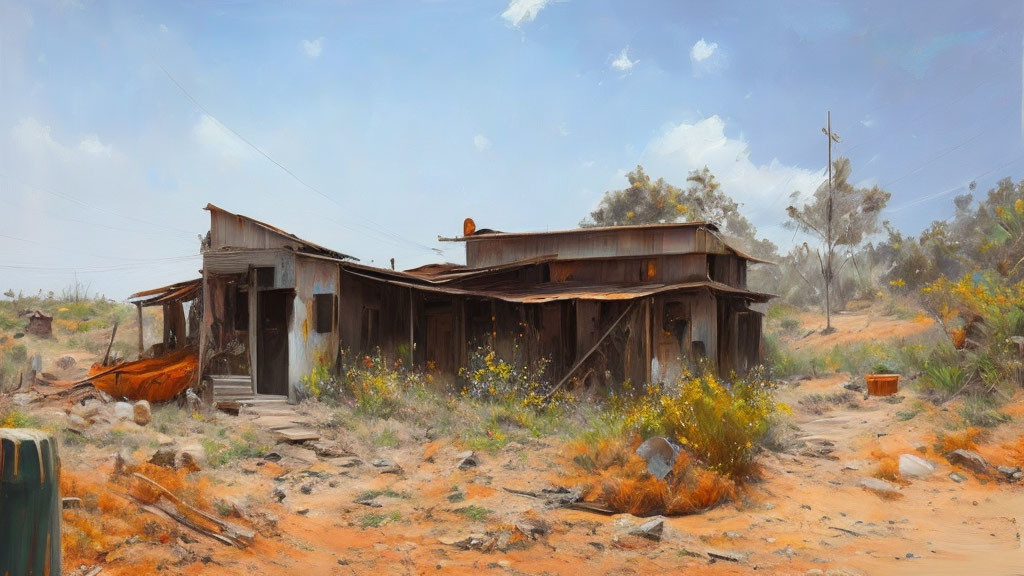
[341, 267, 773, 304]
[129, 279, 202, 307]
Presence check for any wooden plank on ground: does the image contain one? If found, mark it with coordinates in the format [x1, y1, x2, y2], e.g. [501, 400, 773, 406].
[274, 427, 320, 442]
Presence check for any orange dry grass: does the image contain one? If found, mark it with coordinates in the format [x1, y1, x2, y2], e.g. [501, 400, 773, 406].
[1009, 436, 1024, 467]
[61, 469, 175, 565]
[940, 427, 982, 453]
[566, 438, 736, 517]
[870, 450, 908, 485]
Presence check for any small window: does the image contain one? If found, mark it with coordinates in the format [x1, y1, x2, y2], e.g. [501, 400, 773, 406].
[255, 267, 275, 288]
[314, 293, 334, 334]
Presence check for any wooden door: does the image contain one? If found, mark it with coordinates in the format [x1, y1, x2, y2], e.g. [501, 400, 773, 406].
[257, 290, 291, 396]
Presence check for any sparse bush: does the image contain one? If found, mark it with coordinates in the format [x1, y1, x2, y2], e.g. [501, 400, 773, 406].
[959, 396, 1011, 428]
[201, 429, 268, 467]
[454, 505, 492, 521]
[360, 511, 401, 528]
[610, 364, 785, 479]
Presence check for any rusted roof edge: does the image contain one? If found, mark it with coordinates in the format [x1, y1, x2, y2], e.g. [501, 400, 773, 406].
[438, 220, 719, 242]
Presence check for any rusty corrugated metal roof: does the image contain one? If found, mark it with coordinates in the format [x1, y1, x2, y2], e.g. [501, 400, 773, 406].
[129, 278, 202, 307]
[341, 267, 774, 304]
[439, 221, 719, 242]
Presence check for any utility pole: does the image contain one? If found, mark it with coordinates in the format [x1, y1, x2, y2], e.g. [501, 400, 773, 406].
[821, 112, 840, 333]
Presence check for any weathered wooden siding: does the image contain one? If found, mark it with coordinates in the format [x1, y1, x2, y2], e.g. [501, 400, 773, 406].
[210, 208, 304, 252]
[204, 249, 296, 287]
[549, 254, 707, 284]
[465, 226, 733, 268]
[287, 256, 340, 402]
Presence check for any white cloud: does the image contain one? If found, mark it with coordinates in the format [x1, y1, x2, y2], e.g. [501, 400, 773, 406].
[860, 115, 875, 128]
[690, 38, 717, 62]
[159, 23, 169, 33]
[11, 117, 119, 163]
[635, 115, 824, 245]
[558, 123, 570, 137]
[473, 134, 491, 151]
[611, 47, 636, 72]
[690, 38, 725, 75]
[193, 114, 250, 162]
[78, 135, 114, 157]
[501, 0, 551, 28]
[301, 37, 324, 59]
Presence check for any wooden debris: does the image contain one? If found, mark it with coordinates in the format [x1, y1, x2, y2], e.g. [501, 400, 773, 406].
[131, 473, 254, 548]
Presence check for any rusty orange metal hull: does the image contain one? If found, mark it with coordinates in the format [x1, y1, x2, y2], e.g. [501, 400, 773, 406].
[89, 348, 198, 403]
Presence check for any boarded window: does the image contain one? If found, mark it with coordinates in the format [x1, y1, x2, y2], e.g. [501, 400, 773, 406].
[314, 293, 334, 334]
[233, 288, 249, 331]
[255, 267, 275, 288]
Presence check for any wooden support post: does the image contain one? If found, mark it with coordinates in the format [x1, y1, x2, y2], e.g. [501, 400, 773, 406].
[408, 288, 415, 367]
[136, 302, 144, 356]
[644, 298, 652, 384]
[1, 429, 61, 576]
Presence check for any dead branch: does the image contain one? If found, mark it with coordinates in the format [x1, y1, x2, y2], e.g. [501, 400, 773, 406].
[131, 473, 254, 548]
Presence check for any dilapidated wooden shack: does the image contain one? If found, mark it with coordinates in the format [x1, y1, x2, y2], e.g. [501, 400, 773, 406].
[337, 221, 773, 390]
[195, 206, 772, 405]
[198, 205, 352, 404]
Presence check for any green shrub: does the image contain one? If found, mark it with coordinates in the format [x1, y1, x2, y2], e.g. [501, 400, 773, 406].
[920, 363, 968, 399]
[617, 365, 786, 479]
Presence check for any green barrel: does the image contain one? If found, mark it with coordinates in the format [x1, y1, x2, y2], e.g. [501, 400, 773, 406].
[0, 429, 61, 576]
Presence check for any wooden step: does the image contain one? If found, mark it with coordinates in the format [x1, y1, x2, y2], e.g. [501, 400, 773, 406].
[274, 427, 320, 443]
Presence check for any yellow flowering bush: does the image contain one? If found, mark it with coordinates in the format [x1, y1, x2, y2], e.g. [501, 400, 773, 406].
[458, 344, 571, 409]
[303, 349, 426, 418]
[616, 365, 785, 478]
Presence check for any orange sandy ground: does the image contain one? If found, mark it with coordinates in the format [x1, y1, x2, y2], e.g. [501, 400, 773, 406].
[42, 309, 1024, 575]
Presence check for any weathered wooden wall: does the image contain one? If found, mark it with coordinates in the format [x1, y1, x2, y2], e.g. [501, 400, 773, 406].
[464, 225, 737, 269]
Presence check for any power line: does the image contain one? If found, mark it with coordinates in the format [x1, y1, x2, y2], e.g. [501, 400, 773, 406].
[0, 171, 197, 239]
[886, 152, 1024, 214]
[154, 62, 443, 255]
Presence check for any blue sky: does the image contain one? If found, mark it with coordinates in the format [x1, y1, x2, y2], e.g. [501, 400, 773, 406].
[1, 0, 1022, 298]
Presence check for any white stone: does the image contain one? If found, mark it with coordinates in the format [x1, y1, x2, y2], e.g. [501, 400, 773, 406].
[899, 454, 936, 478]
[113, 402, 133, 420]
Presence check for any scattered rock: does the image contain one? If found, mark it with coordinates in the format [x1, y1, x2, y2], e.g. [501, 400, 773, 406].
[996, 465, 1022, 481]
[178, 451, 201, 473]
[155, 433, 175, 446]
[55, 356, 76, 370]
[312, 442, 352, 458]
[133, 400, 152, 426]
[775, 545, 797, 559]
[723, 531, 742, 539]
[455, 450, 479, 470]
[272, 487, 287, 502]
[149, 448, 177, 468]
[372, 458, 397, 468]
[113, 402, 133, 421]
[707, 548, 747, 563]
[860, 477, 901, 497]
[843, 379, 864, 392]
[379, 464, 404, 475]
[898, 454, 936, 478]
[300, 483, 314, 495]
[67, 413, 87, 432]
[62, 497, 82, 509]
[949, 472, 968, 483]
[627, 517, 665, 541]
[635, 437, 679, 480]
[945, 449, 990, 475]
[263, 452, 282, 462]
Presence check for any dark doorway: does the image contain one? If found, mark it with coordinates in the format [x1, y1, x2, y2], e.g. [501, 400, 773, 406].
[257, 290, 291, 396]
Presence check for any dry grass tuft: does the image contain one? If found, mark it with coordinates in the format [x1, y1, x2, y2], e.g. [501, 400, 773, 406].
[566, 438, 736, 517]
[940, 427, 983, 453]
